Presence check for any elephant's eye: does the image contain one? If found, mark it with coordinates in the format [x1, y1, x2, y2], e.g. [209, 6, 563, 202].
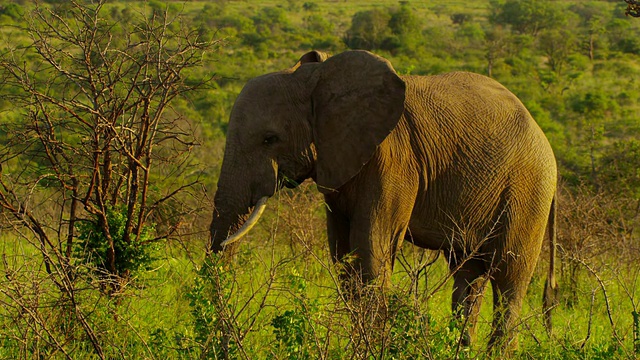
[263, 134, 279, 146]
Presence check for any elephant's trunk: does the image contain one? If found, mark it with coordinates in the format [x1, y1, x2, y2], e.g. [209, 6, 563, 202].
[208, 191, 270, 255]
[208, 177, 255, 254]
[209, 139, 278, 255]
[220, 196, 268, 247]
[209, 209, 245, 255]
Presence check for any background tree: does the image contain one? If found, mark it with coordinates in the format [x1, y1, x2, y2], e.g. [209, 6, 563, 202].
[490, 0, 570, 36]
[484, 26, 508, 77]
[344, 8, 391, 50]
[0, 1, 219, 294]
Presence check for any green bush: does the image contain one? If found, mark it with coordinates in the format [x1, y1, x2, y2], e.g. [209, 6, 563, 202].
[187, 255, 239, 359]
[344, 9, 392, 50]
[0, 3, 23, 21]
[303, 2, 318, 11]
[75, 206, 156, 277]
[271, 268, 320, 359]
[599, 140, 640, 198]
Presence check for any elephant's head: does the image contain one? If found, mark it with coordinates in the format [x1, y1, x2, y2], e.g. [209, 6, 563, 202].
[209, 50, 406, 253]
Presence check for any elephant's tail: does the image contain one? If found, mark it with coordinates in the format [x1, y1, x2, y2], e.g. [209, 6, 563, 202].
[543, 193, 558, 333]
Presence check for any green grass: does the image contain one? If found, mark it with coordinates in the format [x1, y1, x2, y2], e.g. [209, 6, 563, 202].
[2, 201, 639, 359]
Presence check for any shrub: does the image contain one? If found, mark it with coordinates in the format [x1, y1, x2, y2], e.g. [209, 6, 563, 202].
[271, 268, 320, 359]
[344, 9, 392, 50]
[187, 255, 239, 359]
[75, 206, 156, 279]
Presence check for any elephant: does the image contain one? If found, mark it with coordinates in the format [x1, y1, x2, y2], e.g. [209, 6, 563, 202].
[209, 50, 558, 350]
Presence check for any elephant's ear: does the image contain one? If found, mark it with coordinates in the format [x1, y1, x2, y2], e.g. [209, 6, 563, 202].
[292, 50, 329, 70]
[311, 50, 405, 193]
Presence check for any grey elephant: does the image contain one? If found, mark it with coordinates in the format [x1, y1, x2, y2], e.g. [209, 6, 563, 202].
[209, 50, 558, 349]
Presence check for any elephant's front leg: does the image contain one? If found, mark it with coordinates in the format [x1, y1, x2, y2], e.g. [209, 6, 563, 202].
[325, 202, 385, 297]
[326, 206, 354, 292]
[347, 213, 406, 289]
[326, 178, 418, 291]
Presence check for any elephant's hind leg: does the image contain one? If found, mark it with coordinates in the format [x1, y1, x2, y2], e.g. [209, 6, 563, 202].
[487, 238, 542, 352]
[488, 274, 527, 351]
[448, 254, 488, 346]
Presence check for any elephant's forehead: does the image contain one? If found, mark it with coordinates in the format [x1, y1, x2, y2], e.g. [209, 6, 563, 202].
[233, 74, 299, 119]
[240, 74, 289, 102]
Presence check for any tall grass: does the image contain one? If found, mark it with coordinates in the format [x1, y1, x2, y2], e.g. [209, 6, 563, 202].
[1, 183, 639, 359]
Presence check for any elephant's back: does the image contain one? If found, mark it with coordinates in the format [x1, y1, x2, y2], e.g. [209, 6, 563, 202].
[433, 71, 554, 172]
[405, 72, 541, 134]
[401, 73, 557, 249]
[403, 71, 554, 163]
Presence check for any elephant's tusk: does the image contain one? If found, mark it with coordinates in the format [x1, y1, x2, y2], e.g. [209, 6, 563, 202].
[220, 196, 269, 248]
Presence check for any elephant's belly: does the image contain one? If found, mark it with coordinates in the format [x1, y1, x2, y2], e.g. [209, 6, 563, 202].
[405, 221, 453, 251]
[405, 207, 494, 252]
[406, 179, 508, 252]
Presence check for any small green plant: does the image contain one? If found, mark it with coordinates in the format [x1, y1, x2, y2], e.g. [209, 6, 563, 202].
[386, 293, 429, 357]
[302, 2, 318, 11]
[383, 292, 467, 359]
[271, 267, 319, 360]
[187, 255, 239, 359]
[75, 206, 156, 279]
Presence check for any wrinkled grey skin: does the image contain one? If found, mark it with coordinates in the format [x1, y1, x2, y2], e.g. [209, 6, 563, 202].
[209, 50, 557, 350]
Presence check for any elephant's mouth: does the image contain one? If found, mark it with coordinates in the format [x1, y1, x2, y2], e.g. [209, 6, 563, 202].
[278, 173, 306, 189]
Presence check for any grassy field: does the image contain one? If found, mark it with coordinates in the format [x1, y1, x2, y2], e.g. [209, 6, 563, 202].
[1, 185, 639, 358]
[1, 0, 640, 358]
